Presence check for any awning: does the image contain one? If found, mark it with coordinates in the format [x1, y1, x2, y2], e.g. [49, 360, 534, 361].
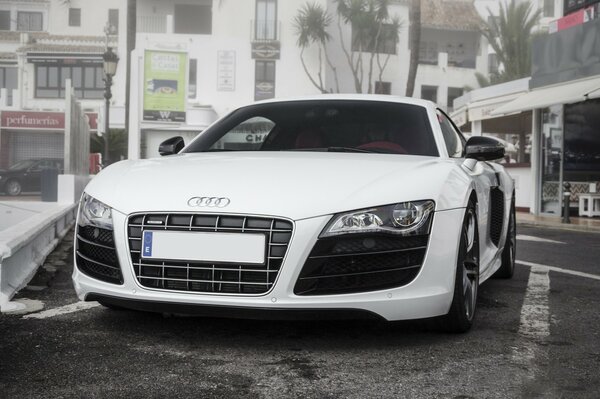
[468, 92, 526, 121]
[450, 106, 467, 127]
[492, 76, 600, 115]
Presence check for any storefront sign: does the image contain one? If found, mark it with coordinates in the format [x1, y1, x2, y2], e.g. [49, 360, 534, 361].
[549, 6, 595, 33]
[1, 111, 65, 130]
[255, 81, 275, 101]
[143, 50, 187, 123]
[251, 42, 280, 60]
[217, 51, 236, 91]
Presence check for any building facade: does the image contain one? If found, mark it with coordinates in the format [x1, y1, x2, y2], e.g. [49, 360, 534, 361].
[0, 0, 127, 170]
[453, 0, 600, 216]
[128, 0, 491, 159]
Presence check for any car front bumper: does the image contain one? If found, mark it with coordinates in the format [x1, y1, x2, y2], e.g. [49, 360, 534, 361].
[72, 208, 464, 321]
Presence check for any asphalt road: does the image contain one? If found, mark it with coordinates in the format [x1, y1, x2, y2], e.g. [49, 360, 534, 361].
[1, 225, 599, 398]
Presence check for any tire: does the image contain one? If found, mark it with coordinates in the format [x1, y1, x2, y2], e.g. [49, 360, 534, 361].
[439, 200, 480, 333]
[5, 179, 22, 196]
[493, 198, 516, 279]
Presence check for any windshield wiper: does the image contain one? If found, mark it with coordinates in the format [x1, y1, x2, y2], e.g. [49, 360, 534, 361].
[288, 147, 373, 153]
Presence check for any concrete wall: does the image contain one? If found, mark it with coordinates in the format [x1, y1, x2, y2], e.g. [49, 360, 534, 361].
[0, 202, 76, 311]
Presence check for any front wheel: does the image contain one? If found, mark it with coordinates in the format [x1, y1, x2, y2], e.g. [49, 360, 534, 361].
[439, 200, 480, 333]
[5, 179, 22, 196]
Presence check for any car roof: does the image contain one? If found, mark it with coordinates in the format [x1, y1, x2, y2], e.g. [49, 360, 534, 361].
[249, 94, 436, 110]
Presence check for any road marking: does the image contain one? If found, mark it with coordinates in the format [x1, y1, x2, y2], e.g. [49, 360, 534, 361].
[517, 260, 600, 281]
[512, 265, 551, 392]
[517, 266, 550, 341]
[23, 301, 100, 319]
[516, 234, 565, 244]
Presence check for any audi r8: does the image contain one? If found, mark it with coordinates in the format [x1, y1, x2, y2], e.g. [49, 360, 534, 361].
[73, 95, 515, 333]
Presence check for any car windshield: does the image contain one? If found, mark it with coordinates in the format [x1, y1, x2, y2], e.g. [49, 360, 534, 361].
[8, 159, 37, 170]
[183, 100, 439, 156]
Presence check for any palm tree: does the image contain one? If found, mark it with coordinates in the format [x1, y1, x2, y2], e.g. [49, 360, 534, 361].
[405, 0, 420, 97]
[481, 0, 541, 84]
[124, 0, 137, 157]
[293, 3, 338, 93]
[335, 0, 399, 93]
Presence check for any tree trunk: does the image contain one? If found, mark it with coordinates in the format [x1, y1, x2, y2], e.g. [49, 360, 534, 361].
[405, 0, 421, 97]
[124, 0, 136, 157]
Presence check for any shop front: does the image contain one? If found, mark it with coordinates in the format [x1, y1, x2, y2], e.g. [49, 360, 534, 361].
[0, 110, 98, 169]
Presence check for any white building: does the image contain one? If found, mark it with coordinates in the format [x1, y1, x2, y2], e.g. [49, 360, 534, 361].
[0, 0, 127, 169]
[129, 0, 492, 159]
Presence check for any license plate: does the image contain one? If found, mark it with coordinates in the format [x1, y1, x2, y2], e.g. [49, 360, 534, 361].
[141, 230, 266, 264]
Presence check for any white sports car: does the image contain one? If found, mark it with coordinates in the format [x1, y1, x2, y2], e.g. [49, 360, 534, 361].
[73, 95, 515, 332]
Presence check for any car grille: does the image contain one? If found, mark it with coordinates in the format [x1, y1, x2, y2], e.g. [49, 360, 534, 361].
[294, 233, 429, 296]
[490, 187, 505, 246]
[127, 213, 293, 295]
[75, 225, 123, 284]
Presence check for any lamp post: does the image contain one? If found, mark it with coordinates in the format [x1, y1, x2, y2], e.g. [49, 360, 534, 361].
[102, 46, 119, 165]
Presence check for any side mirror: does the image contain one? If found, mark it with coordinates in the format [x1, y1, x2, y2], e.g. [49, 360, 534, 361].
[159, 136, 185, 156]
[465, 136, 505, 161]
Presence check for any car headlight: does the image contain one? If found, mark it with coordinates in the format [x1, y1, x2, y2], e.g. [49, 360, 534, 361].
[320, 200, 435, 237]
[78, 193, 113, 230]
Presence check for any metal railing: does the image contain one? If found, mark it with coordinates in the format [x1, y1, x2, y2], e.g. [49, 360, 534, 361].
[137, 15, 167, 34]
[251, 19, 280, 42]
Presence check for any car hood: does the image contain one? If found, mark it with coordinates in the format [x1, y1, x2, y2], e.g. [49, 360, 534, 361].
[85, 152, 471, 220]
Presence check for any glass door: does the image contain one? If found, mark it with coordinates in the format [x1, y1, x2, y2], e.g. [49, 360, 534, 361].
[539, 105, 564, 215]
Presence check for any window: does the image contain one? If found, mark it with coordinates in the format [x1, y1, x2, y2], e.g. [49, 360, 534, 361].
[447, 87, 463, 111]
[0, 67, 17, 89]
[17, 12, 43, 31]
[488, 53, 498, 75]
[419, 41, 438, 65]
[544, 0, 555, 17]
[183, 101, 439, 157]
[108, 9, 119, 34]
[374, 81, 391, 94]
[0, 67, 17, 105]
[188, 58, 197, 98]
[69, 8, 81, 27]
[421, 85, 437, 103]
[437, 110, 465, 158]
[352, 24, 397, 55]
[0, 10, 10, 30]
[255, 0, 277, 40]
[35, 64, 104, 99]
[174, 3, 212, 34]
[254, 60, 275, 101]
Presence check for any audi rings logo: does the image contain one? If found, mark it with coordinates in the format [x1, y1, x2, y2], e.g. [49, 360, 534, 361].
[187, 196, 231, 208]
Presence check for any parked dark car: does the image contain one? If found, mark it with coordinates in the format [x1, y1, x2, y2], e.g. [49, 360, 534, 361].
[0, 158, 64, 196]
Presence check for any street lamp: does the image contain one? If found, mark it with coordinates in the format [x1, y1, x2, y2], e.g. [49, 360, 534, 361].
[102, 46, 119, 165]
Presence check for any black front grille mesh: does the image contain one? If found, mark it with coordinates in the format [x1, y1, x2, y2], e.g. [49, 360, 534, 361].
[490, 187, 505, 246]
[127, 214, 293, 295]
[295, 233, 429, 296]
[76, 226, 123, 284]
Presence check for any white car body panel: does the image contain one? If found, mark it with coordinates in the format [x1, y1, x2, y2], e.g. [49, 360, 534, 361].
[73, 95, 515, 322]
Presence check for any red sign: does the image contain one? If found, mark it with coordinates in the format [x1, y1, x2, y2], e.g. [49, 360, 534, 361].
[1, 110, 98, 131]
[1, 111, 65, 130]
[85, 112, 98, 131]
[550, 7, 595, 33]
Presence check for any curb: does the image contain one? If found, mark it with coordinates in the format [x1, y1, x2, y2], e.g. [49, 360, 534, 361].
[517, 220, 600, 234]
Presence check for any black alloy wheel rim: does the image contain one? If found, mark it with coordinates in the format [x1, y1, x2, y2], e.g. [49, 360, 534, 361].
[462, 209, 479, 321]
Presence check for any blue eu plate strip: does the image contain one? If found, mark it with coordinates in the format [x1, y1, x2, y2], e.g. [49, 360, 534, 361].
[142, 231, 153, 257]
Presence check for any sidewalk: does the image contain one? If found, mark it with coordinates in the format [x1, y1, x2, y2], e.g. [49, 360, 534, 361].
[517, 212, 600, 233]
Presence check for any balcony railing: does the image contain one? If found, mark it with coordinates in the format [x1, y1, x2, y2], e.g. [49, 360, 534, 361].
[137, 15, 167, 34]
[252, 19, 280, 42]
